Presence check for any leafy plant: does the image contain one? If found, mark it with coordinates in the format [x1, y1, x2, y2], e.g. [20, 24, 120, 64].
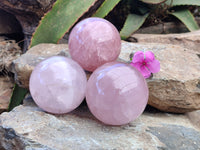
[169, 9, 199, 32]
[30, 0, 99, 47]
[120, 0, 200, 39]
[87, 0, 200, 39]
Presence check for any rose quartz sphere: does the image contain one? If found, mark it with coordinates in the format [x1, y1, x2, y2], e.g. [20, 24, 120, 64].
[68, 17, 121, 72]
[86, 62, 149, 125]
[29, 56, 87, 114]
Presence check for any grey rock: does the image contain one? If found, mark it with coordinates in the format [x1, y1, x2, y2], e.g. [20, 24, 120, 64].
[0, 99, 199, 150]
[131, 30, 200, 53]
[187, 110, 200, 130]
[0, 126, 54, 150]
[135, 22, 190, 34]
[119, 41, 200, 113]
[0, 39, 22, 72]
[148, 125, 200, 150]
[0, 76, 14, 113]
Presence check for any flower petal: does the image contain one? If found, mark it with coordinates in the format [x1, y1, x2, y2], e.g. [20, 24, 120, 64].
[146, 59, 160, 73]
[130, 62, 141, 70]
[130, 62, 151, 78]
[140, 66, 151, 78]
[145, 51, 155, 62]
[132, 51, 144, 63]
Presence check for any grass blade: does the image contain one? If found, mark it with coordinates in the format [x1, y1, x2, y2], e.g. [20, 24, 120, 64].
[120, 13, 149, 40]
[93, 0, 121, 18]
[165, 0, 200, 7]
[170, 9, 199, 31]
[8, 84, 28, 111]
[141, 0, 166, 4]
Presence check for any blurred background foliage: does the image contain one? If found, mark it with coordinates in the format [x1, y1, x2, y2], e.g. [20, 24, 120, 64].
[102, 0, 200, 39]
[31, 0, 200, 46]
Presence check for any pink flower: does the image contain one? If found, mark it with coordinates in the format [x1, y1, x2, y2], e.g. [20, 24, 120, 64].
[130, 51, 160, 78]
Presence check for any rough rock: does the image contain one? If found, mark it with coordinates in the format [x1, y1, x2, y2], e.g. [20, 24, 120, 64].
[0, 98, 199, 150]
[119, 41, 200, 113]
[187, 110, 200, 130]
[0, 39, 22, 72]
[0, 126, 54, 150]
[12, 43, 69, 88]
[13, 41, 200, 113]
[131, 30, 200, 53]
[0, 76, 14, 113]
[135, 22, 190, 34]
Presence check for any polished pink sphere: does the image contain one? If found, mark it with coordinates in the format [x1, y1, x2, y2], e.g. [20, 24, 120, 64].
[86, 62, 149, 125]
[29, 56, 87, 114]
[68, 17, 121, 72]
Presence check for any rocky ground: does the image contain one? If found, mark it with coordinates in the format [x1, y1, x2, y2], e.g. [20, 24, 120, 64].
[0, 97, 200, 150]
[0, 5, 200, 150]
[0, 32, 199, 149]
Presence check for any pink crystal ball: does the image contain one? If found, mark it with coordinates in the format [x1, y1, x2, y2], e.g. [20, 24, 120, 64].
[86, 62, 149, 125]
[68, 17, 121, 72]
[29, 56, 87, 114]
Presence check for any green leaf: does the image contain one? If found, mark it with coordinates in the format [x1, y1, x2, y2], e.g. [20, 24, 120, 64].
[8, 84, 28, 111]
[170, 9, 199, 31]
[140, 0, 167, 4]
[30, 0, 98, 47]
[120, 13, 149, 40]
[165, 0, 200, 7]
[93, 0, 121, 18]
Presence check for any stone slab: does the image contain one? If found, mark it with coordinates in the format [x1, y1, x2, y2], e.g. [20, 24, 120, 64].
[0, 99, 199, 150]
